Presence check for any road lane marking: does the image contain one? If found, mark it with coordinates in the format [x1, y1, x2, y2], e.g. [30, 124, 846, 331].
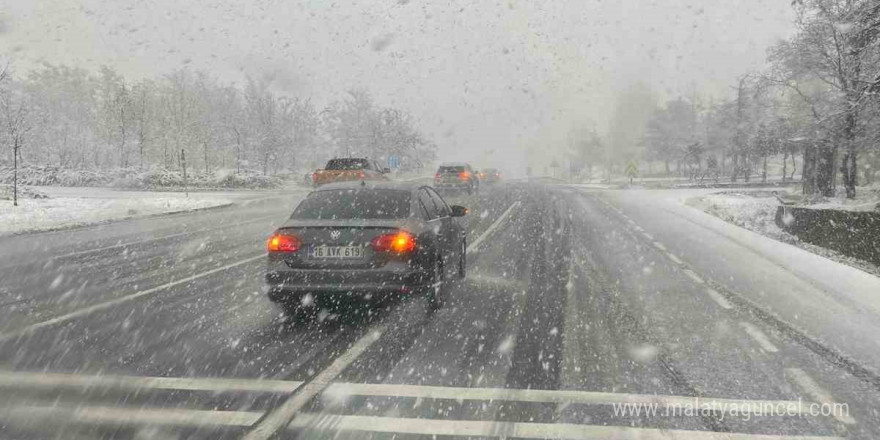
[642, 232, 654, 240]
[786, 368, 856, 425]
[738, 322, 779, 353]
[653, 241, 667, 251]
[467, 274, 528, 290]
[320, 383, 813, 415]
[682, 269, 704, 284]
[0, 405, 263, 428]
[289, 414, 844, 439]
[244, 326, 387, 440]
[0, 368, 819, 418]
[705, 288, 733, 309]
[667, 253, 684, 265]
[0, 253, 266, 342]
[0, 370, 304, 394]
[0, 405, 844, 439]
[467, 201, 521, 253]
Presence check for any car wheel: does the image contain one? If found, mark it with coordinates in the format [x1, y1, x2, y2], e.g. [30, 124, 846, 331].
[458, 240, 467, 279]
[427, 256, 444, 311]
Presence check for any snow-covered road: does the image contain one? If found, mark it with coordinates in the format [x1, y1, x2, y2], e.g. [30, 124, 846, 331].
[0, 183, 877, 439]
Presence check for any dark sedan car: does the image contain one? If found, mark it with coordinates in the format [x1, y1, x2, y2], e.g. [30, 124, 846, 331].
[266, 182, 468, 320]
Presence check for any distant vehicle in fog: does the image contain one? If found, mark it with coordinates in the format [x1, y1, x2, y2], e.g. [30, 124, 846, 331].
[434, 162, 480, 195]
[482, 168, 502, 184]
[312, 158, 389, 187]
[265, 181, 468, 321]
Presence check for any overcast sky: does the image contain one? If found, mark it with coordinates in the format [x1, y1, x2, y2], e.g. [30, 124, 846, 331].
[1, 0, 795, 174]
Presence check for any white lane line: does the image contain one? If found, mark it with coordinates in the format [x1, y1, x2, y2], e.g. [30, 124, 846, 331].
[0, 254, 265, 342]
[289, 414, 843, 439]
[322, 383, 814, 416]
[682, 269, 704, 284]
[642, 232, 654, 240]
[653, 241, 667, 251]
[787, 368, 856, 425]
[667, 253, 684, 265]
[0, 405, 262, 428]
[467, 201, 521, 253]
[705, 288, 733, 309]
[467, 274, 528, 290]
[738, 322, 779, 353]
[0, 368, 817, 418]
[0, 370, 304, 394]
[0, 405, 844, 439]
[244, 326, 387, 440]
[55, 216, 277, 260]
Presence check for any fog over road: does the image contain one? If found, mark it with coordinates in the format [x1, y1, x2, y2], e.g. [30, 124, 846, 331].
[1, 183, 878, 439]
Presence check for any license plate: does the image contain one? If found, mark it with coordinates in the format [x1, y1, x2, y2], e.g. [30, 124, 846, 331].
[308, 244, 363, 259]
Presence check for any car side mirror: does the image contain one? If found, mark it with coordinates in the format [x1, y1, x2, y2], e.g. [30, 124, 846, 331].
[382, 168, 391, 174]
[450, 205, 468, 217]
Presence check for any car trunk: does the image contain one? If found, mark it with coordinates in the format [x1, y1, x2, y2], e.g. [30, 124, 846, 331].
[273, 219, 406, 270]
[437, 168, 469, 184]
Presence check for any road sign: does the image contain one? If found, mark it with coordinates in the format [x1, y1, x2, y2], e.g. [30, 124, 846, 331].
[387, 155, 400, 169]
[625, 161, 638, 184]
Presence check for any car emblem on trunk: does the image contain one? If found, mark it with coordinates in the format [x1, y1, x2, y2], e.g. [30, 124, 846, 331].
[329, 230, 341, 240]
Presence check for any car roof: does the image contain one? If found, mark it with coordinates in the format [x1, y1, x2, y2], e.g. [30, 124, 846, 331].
[312, 181, 422, 192]
[438, 162, 469, 167]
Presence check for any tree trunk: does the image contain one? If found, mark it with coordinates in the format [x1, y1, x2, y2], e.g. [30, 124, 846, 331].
[730, 153, 739, 182]
[841, 150, 857, 199]
[664, 160, 670, 177]
[815, 142, 836, 197]
[180, 149, 188, 197]
[13, 144, 18, 207]
[841, 111, 858, 199]
[782, 151, 788, 182]
[203, 142, 209, 174]
[802, 143, 817, 195]
[762, 154, 768, 183]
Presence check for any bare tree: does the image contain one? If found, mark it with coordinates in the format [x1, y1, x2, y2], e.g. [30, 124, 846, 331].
[1, 74, 32, 206]
[769, 0, 880, 197]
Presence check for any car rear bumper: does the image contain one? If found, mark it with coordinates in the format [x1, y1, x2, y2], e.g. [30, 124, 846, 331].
[265, 268, 428, 302]
[435, 182, 472, 190]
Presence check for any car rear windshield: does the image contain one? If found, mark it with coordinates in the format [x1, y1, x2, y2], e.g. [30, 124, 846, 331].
[291, 189, 411, 220]
[326, 158, 369, 170]
[438, 166, 464, 174]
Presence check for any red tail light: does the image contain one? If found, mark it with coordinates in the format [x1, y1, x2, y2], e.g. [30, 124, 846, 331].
[459, 172, 469, 180]
[267, 233, 301, 253]
[359, 171, 365, 179]
[370, 231, 417, 254]
[434, 173, 441, 180]
[312, 172, 318, 183]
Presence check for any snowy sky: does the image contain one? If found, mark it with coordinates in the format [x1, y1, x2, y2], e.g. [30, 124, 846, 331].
[0, 0, 795, 174]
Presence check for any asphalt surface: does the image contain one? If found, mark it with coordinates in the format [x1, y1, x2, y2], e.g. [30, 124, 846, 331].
[0, 183, 878, 439]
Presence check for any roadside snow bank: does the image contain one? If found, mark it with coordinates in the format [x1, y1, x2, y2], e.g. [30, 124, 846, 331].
[687, 190, 880, 277]
[0, 166, 289, 189]
[0, 189, 233, 236]
[687, 192, 787, 239]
